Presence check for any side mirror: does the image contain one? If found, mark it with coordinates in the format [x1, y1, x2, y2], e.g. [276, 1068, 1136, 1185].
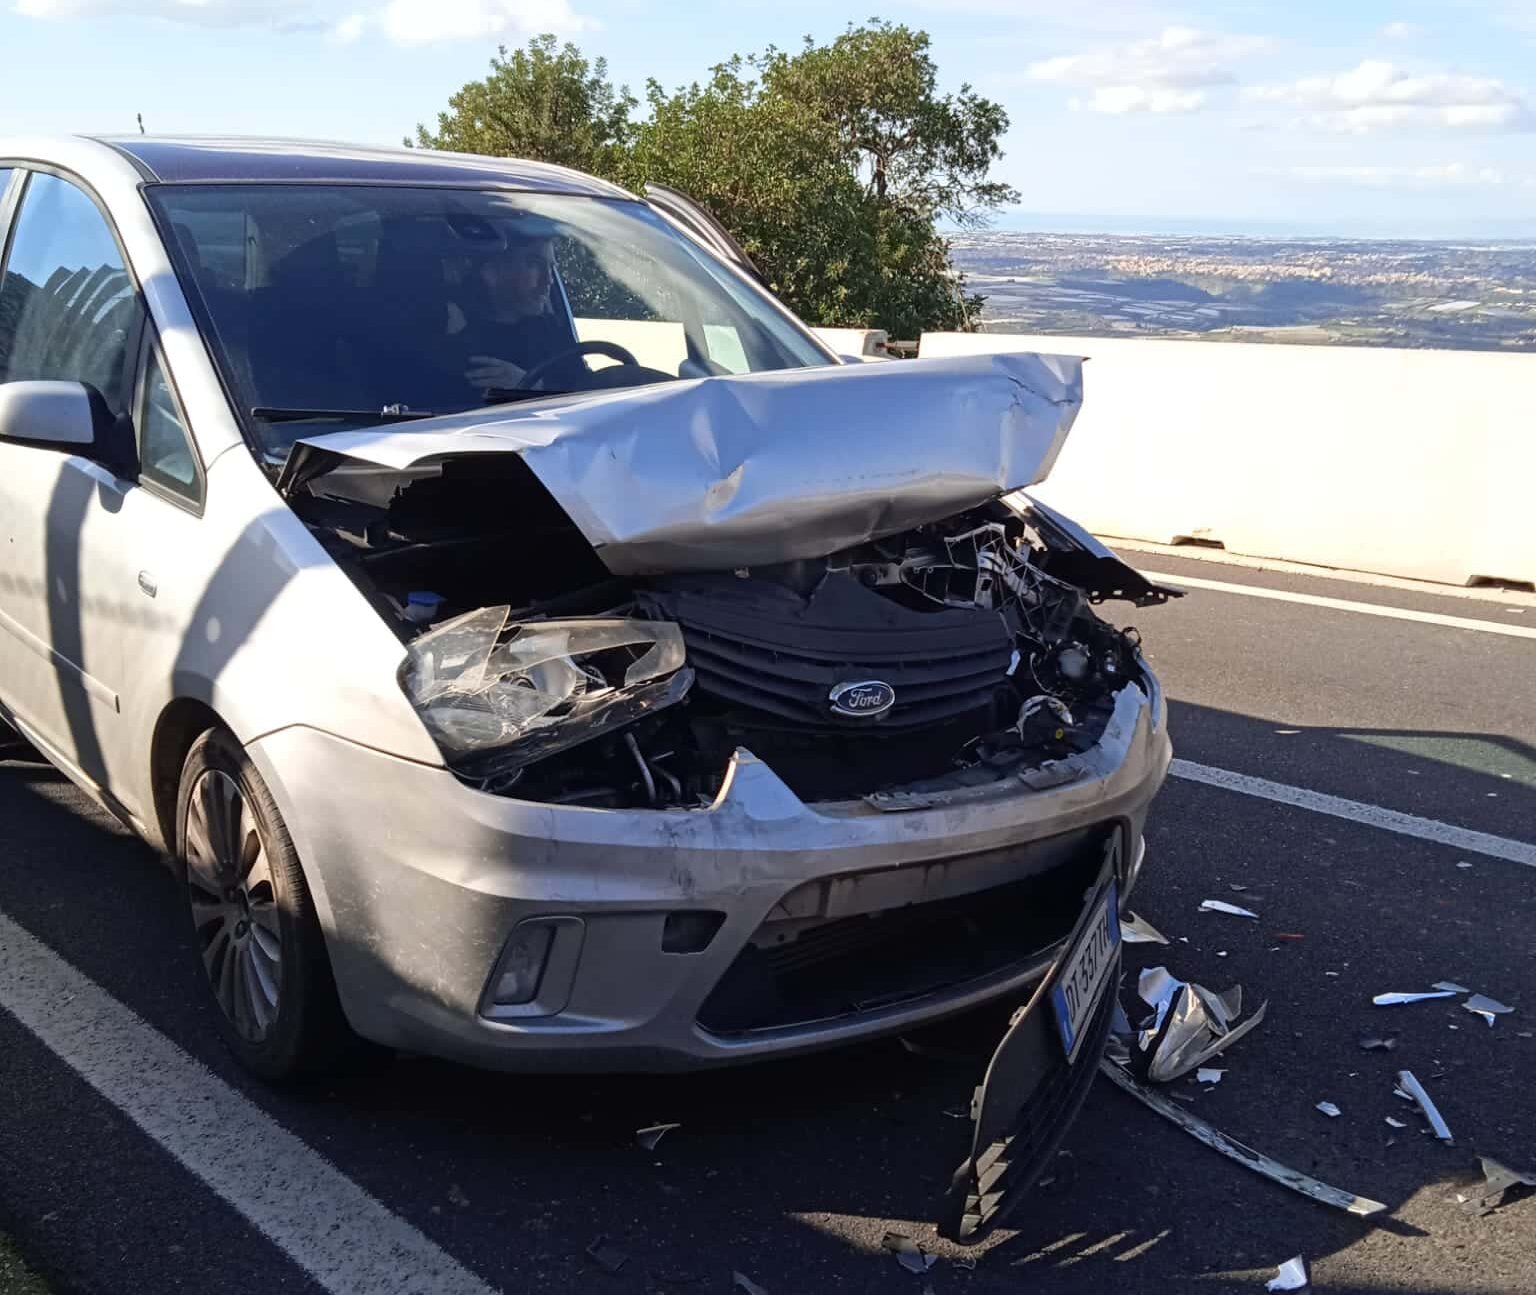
[0, 380, 101, 448]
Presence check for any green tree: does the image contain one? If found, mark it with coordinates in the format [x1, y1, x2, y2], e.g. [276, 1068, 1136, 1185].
[410, 35, 634, 177]
[757, 22, 1017, 227]
[411, 24, 1015, 336]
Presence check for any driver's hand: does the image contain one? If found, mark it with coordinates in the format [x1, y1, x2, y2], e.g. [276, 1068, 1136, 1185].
[465, 356, 529, 391]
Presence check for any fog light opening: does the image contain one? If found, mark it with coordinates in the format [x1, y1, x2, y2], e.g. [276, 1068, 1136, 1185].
[490, 922, 556, 1005]
[662, 910, 726, 954]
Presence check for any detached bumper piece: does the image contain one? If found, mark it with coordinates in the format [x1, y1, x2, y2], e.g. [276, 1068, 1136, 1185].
[937, 848, 1121, 1244]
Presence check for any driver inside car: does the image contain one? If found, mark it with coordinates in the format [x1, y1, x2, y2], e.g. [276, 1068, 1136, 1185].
[453, 232, 586, 396]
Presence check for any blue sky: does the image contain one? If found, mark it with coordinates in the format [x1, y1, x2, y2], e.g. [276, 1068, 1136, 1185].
[4, 0, 1535, 236]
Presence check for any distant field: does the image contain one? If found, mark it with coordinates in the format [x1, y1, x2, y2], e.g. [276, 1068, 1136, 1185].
[950, 230, 1536, 351]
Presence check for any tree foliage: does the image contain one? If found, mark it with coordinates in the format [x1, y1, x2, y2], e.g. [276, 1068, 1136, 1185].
[411, 23, 1016, 336]
[410, 35, 634, 177]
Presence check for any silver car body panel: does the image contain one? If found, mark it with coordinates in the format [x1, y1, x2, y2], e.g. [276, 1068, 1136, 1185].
[248, 677, 1168, 1072]
[281, 351, 1084, 574]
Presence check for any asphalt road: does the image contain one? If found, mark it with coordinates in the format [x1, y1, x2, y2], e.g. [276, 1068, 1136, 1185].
[1, 553, 1532, 1295]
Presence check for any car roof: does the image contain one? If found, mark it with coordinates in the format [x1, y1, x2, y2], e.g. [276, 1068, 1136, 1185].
[73, 135, 636, 198]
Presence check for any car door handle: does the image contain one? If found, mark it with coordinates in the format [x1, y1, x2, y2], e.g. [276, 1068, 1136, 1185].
[137, 571, 157, 598]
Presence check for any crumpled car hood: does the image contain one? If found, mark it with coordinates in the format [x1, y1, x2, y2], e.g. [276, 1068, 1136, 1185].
[279, 352, 1083, 574]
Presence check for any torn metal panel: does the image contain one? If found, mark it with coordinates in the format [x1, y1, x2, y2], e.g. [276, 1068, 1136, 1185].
[281, 352, 1084, 574]
[1100, 1062, 1388, 1218]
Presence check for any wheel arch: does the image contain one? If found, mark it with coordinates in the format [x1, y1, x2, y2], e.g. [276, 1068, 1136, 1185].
[148, 696, 225, 860]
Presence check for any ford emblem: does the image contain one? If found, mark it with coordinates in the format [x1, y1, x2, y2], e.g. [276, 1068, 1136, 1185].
[828, 679, 896, 719]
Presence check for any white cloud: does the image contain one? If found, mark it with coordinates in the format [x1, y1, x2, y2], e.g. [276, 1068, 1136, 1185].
[376, 0, 587, 44]
[15, 0, 301, 22]
[15, 0, 593, 41]
[1249, 60, 1534, 132]
[1086, 85, 1206, 114]
[1379, 21, 1419, 40]
[1026, 26, 1271, 114]
[1277, 162, 1530, 188]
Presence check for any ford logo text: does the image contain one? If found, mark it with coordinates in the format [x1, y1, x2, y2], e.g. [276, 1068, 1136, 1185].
[828, 680, 896, 719]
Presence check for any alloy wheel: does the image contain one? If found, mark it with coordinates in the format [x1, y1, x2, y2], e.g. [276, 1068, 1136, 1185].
[185, 770, 283, 1041]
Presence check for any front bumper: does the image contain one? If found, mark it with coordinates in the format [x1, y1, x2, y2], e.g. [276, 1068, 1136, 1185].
[249, 673, 1171, 1072]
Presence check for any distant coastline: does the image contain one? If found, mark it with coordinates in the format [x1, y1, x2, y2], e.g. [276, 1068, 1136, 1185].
[951, 230, 1536, 351]
[984, 212, 1536, 243]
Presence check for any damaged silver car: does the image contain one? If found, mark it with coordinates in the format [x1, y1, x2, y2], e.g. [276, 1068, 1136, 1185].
[0, 139, 1172, 1131]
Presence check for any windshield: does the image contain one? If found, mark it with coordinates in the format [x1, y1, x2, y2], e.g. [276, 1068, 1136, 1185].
[148, 184, 833, 458]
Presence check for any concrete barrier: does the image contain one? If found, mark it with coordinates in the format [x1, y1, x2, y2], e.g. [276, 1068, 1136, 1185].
[917, 331, 1536, 588]
[813, 327, 891, 358]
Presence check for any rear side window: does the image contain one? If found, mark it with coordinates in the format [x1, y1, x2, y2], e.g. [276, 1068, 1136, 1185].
[0, 172, 138, 415]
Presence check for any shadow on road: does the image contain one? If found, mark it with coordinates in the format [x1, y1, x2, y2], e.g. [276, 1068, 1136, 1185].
[0, 692, 1532, 1294]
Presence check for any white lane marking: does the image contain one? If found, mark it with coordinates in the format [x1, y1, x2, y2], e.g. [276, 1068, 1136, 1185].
[1107, 538, 1536, 608]
[1141, 571, 1536, 641]
[0, 912, 498, 1295]
[1171, 759, 1536, 869]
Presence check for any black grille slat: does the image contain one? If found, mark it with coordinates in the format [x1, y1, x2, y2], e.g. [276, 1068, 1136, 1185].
[643, 570, 1013, 736]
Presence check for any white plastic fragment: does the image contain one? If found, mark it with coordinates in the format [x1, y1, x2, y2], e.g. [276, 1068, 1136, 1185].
[1373, 991, 1459, 1006]
[1432, 981, 1470, 994]
[881, 1232, 937, 1273]
[732, 1272, 769, 1295]
[1316, 1102, 1341, 1118]
[1463, 994, 1514, 1027]
[1197, 1068, 1225, 1084]
[1200, 900, 1259, 919]
[1120, 912, 1170, 944]
[636, 1122, 681, 1151]
[1385, 1117, 1407, 1128]
[1100, 1062, 1386, 1217]
[1397, 1070, 1453, 1142]
[1266, 1256, 1310, 1291]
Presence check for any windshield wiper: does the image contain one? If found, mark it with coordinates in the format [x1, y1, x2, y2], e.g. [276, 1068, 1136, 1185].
[251, 406, 438, 424]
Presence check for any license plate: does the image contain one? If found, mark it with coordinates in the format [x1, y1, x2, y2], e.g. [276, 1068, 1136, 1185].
[1050, 879, 1120, 1062]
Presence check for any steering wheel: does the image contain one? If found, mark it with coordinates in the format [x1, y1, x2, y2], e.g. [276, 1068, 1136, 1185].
[518, 339, 640, 390]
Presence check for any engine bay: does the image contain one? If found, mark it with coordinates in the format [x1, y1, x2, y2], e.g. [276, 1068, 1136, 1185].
[291, 455, 1171, 809]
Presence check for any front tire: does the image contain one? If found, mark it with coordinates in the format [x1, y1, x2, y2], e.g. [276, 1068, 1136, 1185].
[176, 728, 358, 1082]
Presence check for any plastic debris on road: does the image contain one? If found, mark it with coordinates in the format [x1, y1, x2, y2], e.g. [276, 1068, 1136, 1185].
[1385, 1117, 1407, 1128]
[1099, 1061, 1387, 1217]
[732, 1271, 769, 1295]
[1460, 1157, 1536, 1216]
[1120, 912, 1170, 944]
[1396, 1071, 1453, 1142]
[1432, 981, 1470, 994]
[1462, 994, 1513, 1027]
[585, 1236, 628, 1273]
[1266, 1256, 1310, 1291]
[636, 1122, 681, 1151]
[881, 1232, 938, 1273]
[1134, 966, 1268, 1082]
[1200, 899, 1259, 919]
[1316, 1102, 1341, 1118]
[1358, 1035, 1397, 1051]
[1373, 990, 1460, 1006]
[1197, 1068, 1225, 1084]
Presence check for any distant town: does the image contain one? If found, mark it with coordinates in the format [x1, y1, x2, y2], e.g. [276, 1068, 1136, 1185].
[952, 230, 1536, 351]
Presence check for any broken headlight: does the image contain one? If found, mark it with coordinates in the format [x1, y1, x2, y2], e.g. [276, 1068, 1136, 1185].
[400, 608, 693, 774]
